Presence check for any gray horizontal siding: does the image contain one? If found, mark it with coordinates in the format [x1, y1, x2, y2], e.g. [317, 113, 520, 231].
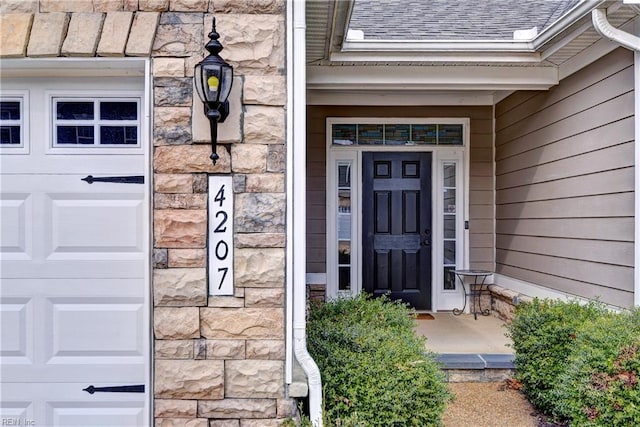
[495, 48, 635, 308]
[306, 105, 494, 274]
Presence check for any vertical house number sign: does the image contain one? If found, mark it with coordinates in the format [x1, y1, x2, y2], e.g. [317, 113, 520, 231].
[208, 176, 233, 295]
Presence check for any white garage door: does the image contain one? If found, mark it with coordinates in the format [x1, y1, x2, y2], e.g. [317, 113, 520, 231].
[0, 76, 149, 426]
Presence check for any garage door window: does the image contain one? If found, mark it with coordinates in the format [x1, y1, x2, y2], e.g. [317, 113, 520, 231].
[53, 98, 140, 147]
[0, 94, 28, 153]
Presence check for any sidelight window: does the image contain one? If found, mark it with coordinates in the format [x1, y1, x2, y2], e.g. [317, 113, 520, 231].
[443, 162, 458, 290]
[337, 161, 353, 292]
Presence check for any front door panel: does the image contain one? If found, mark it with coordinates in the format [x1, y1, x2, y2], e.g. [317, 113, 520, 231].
[362, 152, 432, 309]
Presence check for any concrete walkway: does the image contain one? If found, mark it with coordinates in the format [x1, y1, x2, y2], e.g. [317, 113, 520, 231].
[416, 312, 512, 354]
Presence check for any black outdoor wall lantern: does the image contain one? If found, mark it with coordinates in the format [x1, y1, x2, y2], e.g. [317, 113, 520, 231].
[194, 17, 233, 165]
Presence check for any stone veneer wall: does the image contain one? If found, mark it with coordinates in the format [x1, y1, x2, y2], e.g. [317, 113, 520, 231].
[0, 0, 295, 426]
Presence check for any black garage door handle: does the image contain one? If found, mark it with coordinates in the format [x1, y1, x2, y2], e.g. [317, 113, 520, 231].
[83, 384, 145, 394]
[81, 175, 144, 184]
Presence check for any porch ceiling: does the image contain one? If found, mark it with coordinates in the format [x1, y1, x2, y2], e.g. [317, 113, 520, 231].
[306, 0, 640, 102]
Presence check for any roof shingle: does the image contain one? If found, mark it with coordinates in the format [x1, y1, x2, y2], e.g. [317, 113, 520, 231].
[349, 0, 581, 40]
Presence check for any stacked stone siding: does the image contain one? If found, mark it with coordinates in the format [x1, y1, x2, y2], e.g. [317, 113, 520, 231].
[0, 0, 293, 425]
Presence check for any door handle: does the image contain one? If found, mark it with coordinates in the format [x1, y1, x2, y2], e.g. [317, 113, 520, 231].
[422, 238, 430, 246]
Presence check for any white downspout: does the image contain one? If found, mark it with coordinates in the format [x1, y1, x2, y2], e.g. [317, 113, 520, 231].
[592, 8, 640, 50]
[592, 6, 640, 307]
[287, 0, 323, 425]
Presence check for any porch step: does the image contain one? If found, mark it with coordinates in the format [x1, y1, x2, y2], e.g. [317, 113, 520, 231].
[435, 353, 515, 383]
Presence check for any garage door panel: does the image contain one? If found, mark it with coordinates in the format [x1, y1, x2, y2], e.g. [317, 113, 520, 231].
[3, 363, 145, 383]
[0, 400, 33, 423]
[0, 194, 32, 260]
[1, 384, 145, 426]
[47, 193, 143, 258]
[1, 279, 145, 382]
[1, 175, 145, 277]
[48, 299, 144, 359]
[1, 261, 144, 278]
[48, 401, 145, 427]
[0, 278, 143, 297]
[0, 297, 33, 362]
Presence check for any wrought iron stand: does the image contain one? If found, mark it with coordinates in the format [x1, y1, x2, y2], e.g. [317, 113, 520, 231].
[452, 269, 493, 320]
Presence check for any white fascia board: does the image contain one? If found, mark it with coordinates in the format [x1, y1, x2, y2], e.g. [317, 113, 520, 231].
[0, 58, 147, 77]
[307, 65, 559, 91]
[341, 40, 535, 52]
[331, 45, 541, 63]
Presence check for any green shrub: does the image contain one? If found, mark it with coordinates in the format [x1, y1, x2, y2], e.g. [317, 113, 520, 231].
[307, 294, 451, 426]
[506, 298, 607, 416]
[553, 309, 640, 426]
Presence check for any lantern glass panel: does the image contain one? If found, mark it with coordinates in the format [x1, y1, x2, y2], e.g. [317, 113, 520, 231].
[219, 66, 233, 103]
[203, 64, 223, 103]
[194, 64, 206, 103]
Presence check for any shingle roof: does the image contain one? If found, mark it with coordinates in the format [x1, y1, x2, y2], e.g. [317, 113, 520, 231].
[349, 0, 581, 40]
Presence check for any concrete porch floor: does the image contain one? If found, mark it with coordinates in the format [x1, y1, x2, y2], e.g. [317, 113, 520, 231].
[415, 312, 512, 354]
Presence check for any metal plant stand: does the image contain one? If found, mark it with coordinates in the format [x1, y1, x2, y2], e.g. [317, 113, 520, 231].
[452, 269, 493, 320]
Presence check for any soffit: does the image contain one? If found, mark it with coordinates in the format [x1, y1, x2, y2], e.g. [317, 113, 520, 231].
[545, 5, 639, 65]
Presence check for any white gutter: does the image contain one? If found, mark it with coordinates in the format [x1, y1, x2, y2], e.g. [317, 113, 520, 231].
[592, 8, 640, 50]
[288, 0, 323, 425]
[591, 6, 640, 307]
[533, 0, 607, 48]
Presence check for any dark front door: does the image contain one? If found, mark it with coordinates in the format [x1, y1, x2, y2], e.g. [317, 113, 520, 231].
[362, 152, 432, 310]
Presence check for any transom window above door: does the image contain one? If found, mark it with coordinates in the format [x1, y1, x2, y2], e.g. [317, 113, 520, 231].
[52, 98, 141, 147]
[332, 122, 463, 146]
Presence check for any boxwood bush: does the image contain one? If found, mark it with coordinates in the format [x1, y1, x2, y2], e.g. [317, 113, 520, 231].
[508, 299, 640, 426]
[506, 298, 607, 416]
[307, 294, 451, 426]
[553, 309, 640, 426]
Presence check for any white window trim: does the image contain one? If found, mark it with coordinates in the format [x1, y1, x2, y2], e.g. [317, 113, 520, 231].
[0, 90, 30, 155]
[46, 90, 144, 155]
[326, 117, 470, 311]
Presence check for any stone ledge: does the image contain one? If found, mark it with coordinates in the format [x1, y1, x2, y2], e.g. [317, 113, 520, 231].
[436, 353, 515, 370]
[488, 285, 534, 321]
[444, 368, 514, 383]
[436, 353, 515, 383]
[491, 285, 534, 306]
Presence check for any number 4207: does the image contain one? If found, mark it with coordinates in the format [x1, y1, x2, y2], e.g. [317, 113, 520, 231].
[209, 178, 233, 295]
